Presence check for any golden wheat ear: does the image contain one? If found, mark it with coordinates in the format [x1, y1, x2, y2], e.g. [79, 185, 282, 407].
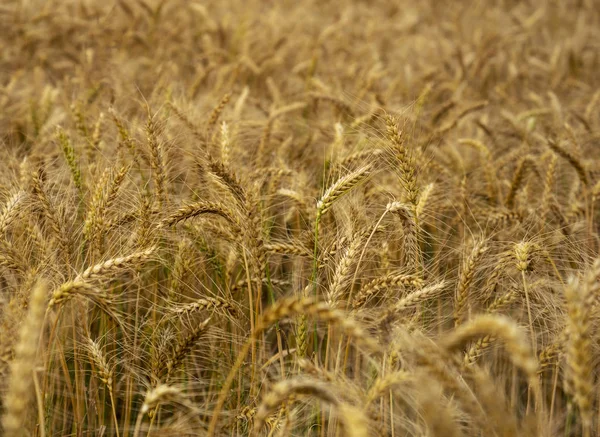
[2, 280, 47, 437]
[255, 378, 369, 437]
[564, 260, 599, 437]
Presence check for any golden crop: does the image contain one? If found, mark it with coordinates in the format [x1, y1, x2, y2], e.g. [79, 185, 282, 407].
[0, 0, 599, 436]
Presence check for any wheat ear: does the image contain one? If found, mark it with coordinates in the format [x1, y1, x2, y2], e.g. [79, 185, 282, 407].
[0, 191, 25, 237]
[160, 201, 240, 228]
[80, 246, 156, 280]
[454, 237, 487, 326]
[133, 385, 196, 437]
[316, 165, 372, 216]
[547, 138, 589, 186]
[2, 280, 47, 436]
[564, 271, 595, 436]
[254, 378, 368, 437]
[207, 296, 379, 436]
[442, 314, 540, 412]
[85, 338, 119, 437]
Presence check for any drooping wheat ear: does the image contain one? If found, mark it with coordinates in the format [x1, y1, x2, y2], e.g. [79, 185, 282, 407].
[48, 281, 108, 310]
[442, 315, 540, 404]
[464, 289, 518, 365]
[352, 272, 423, 309]
[505, 155, 534, 208]
[258, 296, 380, 352]
[80, 246, 156, 280]
[57, 126, 83, 193]
[487, 288, 518, 313]
[396, 281, 447, 313]
[167, 101, 201, 139]
[454, 237, 487, 326]
[264, 241, 311, 257]
[133, 385, 196, 437]
[431, 99, 456, 125]
[339, 148, 385, 171]
[207, 159, 247, 206]
[564, 274, 594, 436]
[385, 115, 419, 208]
[436, 101, 488, 135]
[254, 378, 368, 437]
[308, 93, 354, 116]
[412, 341, 491, 435]
[210, 299, 377, 436]
[365, 371, 410, 407]
[297, 358, 336, 382]
[326, 231, 364, 306]
[388, 202, 422, 275]
[154, 318, 211, 381]
[547, 138, 589, 186]
[483, 207, 522, 228]
[316, 164, 372, 217]
[468, 365, 521, 437]
[230, 277, 291, 293]
[416, 381, 462, 437]
[1, 280, 47, 437]
[540, 152, 557, 223]
[0, 191, 25, 237]
[379, 282, 447, 331]
[146, 113, 167, 208]
[168, 297, 237, 318]
[160, 200, 240, 228]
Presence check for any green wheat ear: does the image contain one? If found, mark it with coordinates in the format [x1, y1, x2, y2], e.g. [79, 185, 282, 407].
[57, 126, 83, 194]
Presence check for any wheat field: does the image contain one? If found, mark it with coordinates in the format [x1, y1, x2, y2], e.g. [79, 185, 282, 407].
[0, 0, 599, 436]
